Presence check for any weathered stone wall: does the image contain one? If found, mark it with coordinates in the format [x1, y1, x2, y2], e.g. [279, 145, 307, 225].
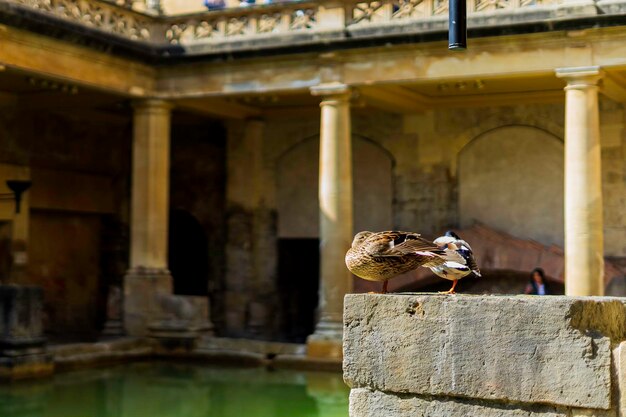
[344, 293, 626, 416]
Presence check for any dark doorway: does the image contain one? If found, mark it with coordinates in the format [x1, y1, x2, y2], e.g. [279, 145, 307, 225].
[168, 209, 209, 296]
[277, 238, 319, 343]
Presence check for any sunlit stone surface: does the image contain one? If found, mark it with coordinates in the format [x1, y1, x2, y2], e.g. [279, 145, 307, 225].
[344, 294, 626, 416]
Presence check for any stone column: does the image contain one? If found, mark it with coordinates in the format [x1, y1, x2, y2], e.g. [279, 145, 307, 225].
[307, 83, 353, 358]
[556, 67, 605, 296]
[123, 99, 174, 336]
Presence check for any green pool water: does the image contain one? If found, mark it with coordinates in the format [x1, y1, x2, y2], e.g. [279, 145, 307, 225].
[0, 362, 349, 417]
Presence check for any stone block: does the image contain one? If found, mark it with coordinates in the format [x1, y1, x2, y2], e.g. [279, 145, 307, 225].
[344, 294, 626, 410]
[349, 389, 568, 417]
[148, 294, 214, 351]
[123, 269, 173, 337]
[349, 389, 617, 417]
[0, 285, 53, 381]
[613, 341, 626, 417]
[0, 285, 45, 355]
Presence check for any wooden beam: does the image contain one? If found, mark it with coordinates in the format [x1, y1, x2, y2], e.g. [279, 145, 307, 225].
[358, 85, 430, 113]
[176, 98, 261, 119]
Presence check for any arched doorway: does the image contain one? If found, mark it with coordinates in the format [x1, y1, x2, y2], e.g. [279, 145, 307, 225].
[168, 209, 209, 296]
[459, 125, 564, 247]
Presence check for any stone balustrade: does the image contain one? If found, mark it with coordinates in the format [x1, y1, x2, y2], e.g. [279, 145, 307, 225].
[344, 293, 626, 416]
[3, 0, 619, 53]
[6, 0, 155, 40]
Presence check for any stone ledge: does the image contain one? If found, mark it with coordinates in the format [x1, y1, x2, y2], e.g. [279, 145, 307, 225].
[349, 389, 614, 417]
[343, 294, 626, 412]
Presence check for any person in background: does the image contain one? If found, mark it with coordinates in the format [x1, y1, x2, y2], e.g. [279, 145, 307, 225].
[204, 0, 225, 10]
[524, 267, 550, 295]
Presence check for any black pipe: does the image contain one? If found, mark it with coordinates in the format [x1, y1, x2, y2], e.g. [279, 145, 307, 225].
[449, 0, 467, 50]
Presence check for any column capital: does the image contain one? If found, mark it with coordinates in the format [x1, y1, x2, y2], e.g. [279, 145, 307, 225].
[556, 67, 603, 89]
[310, 83, 351, 100]
[131, 99, 173, 112]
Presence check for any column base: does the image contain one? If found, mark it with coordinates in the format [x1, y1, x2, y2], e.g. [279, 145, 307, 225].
[123, 267, 173, 337]
[306, 320, 343, 359]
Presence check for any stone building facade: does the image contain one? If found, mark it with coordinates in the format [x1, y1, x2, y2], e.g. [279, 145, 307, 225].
[0, 0, 624, 348]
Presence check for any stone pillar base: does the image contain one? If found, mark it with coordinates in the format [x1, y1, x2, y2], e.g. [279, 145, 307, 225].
[123, 268, 173, 337]
[306, 321, 343, 359]
[344, 294, 626, 416]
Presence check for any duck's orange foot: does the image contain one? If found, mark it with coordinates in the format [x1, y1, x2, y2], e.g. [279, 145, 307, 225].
[439, 279, 458, 295]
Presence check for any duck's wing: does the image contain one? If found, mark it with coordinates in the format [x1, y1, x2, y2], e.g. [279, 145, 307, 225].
[368, 231, 444, 258]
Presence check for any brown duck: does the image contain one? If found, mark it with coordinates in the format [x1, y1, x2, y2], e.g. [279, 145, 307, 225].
[345, 230, 462, 293]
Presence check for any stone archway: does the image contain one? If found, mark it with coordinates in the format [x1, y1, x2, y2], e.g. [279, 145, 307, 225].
[276, 135, 394, 238]
[458, 125, 564, 247]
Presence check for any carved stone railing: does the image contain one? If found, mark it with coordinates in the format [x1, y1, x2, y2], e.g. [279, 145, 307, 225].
[346, 0, 562, 27]
[0, 0, 598, 51]
[8, 0, 155, 41]
[164, 1, 318, 45]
